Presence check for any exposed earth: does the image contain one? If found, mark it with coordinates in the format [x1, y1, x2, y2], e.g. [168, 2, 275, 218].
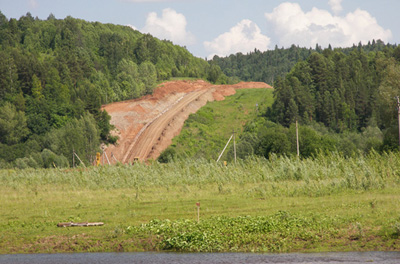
[102, 80, 272, 164]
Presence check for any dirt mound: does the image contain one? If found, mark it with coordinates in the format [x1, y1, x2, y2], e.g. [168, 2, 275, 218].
[102, 80, 271, 163]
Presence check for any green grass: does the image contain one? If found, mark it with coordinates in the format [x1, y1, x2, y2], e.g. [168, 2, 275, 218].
[2, 152, 400, 253]
[169, 88, 273, 160]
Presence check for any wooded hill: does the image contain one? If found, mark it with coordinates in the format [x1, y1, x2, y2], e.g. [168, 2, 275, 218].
[2, 11, 400, 167]
[0, 11, 227, 168]
[158, 41, 400, 162]
[225, 42, 400, 160]
[211, 40, 394, 85]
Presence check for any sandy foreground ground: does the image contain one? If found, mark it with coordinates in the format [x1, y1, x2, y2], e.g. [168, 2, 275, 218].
[102, 80, 272, 163]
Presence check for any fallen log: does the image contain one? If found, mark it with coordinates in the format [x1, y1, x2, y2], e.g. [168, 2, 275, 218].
[57, 222, 104, 227]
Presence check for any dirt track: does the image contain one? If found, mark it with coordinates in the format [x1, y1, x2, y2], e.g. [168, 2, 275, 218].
[103, 80, 271, 163]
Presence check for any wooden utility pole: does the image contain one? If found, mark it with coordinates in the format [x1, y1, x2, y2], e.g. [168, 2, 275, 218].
[233, 129, 237, 164]
[73, 152, 86, 168]
[111, 152, 119, 163]
[217, 134, 233, 162]
[104, 151, 111, 165]
[216, 130, 238, 163]
[296, 120, 300, 157]
[396, 96, 400, 148]
[101, 146, 105, 165]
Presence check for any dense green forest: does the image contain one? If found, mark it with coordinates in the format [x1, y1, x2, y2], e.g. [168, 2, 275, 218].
[230, 42, 400, 160]
[211, 40, 393, 85]
[0, 11, 227, 168]
[211, 45, 313, 85]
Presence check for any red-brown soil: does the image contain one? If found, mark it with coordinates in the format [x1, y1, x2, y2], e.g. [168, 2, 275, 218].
[102, 80, 272, 163]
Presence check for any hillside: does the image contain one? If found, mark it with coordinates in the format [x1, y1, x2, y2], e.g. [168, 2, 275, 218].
[2, 11, 399, 167]
[158, 85, 274, 162]
[0, 12, 227, 168]
[212, 42, 400, 159]
[103, 80, 272, 163]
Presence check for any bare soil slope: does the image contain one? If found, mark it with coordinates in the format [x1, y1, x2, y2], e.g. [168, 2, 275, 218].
[103, 80, 272, 163]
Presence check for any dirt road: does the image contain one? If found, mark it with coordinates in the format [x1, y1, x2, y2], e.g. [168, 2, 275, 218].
[103, 80, 271, 163]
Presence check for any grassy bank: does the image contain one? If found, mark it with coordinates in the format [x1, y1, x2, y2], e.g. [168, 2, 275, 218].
[2, 152, 400, 253]
[168, 88, 273, 160]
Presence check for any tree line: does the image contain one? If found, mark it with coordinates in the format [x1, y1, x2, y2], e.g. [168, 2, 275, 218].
[211, 45, 313, 85]
[211, 40, 393, 86]
[230, 42, 400, 160]
[0, 11, 227, 168]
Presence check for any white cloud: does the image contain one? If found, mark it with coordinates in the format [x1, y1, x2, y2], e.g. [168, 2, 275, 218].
[142, 8, 195, 46]
[329, 0, 343, 15]
[265, 2, 392, 49]
[204, 19, 270, 59]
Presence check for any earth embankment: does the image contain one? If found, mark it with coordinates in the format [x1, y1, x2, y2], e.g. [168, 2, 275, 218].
[103, 80, 272, 163]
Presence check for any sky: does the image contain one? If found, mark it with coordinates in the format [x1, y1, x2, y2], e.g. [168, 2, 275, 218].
[0, 0, 398, 59]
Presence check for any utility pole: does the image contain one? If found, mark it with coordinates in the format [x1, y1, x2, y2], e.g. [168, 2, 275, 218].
[217, 134, 233, 163]
[296, 120, 300, 157]
[233, 129, 237, 164]
[102, 145, 105, 165]
[396, 96, 400, 149]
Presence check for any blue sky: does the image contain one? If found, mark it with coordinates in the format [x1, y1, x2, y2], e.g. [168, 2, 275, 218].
[0, 0, 398, 59]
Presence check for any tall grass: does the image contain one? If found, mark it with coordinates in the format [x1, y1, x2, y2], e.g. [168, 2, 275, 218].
[2, 151, 400, 253]
[2, 151, 399, 196]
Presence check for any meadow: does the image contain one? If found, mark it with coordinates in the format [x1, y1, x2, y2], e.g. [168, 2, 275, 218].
[2, 152, 400, 253]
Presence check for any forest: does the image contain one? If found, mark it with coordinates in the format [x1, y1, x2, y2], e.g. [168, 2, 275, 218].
[220, 42, 400, 160]
[0, 11, 227, 168]
[2, 11, 400, 168]
[211, 40, 394, 85]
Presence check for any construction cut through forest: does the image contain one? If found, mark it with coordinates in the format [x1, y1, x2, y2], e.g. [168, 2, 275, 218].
[102, 80, 272, 164]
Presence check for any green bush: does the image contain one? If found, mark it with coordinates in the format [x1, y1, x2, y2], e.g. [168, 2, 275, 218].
[128, 211, 339, 252]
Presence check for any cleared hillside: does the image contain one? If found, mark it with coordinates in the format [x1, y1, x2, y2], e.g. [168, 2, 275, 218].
[103, 80, 272, 163]
[162, 85, 274, 161]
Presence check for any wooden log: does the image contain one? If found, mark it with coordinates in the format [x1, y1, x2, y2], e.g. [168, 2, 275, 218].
[57, 222, 104, 227]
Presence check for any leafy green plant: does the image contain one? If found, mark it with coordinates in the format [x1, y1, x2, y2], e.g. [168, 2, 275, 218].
[126, 212, 341, 252]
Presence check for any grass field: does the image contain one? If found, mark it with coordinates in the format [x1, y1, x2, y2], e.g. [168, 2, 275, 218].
[2, 152, 400, 253]
[168, 88, 273, 160]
